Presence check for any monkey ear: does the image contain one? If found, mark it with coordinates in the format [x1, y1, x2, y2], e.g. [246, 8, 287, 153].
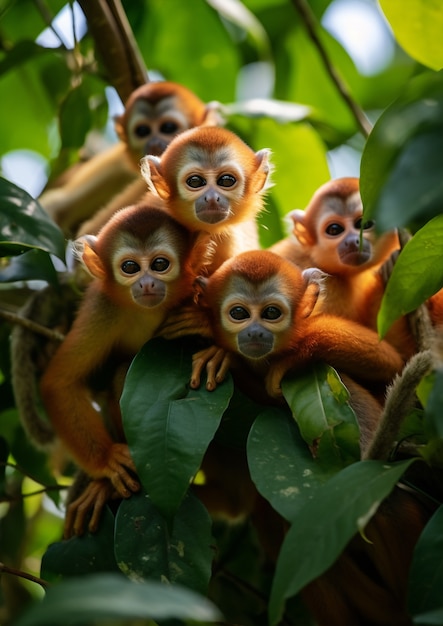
[298, 268, 326, 318]
[140, 156, 170, 200]
[113, 113, 126, 141]
[193, 275, 209, 306]
[251, 149, 273, 194]
[289, 209, 315, 246]
[202, 101, 224, 127]
[77, 235, 107, 279]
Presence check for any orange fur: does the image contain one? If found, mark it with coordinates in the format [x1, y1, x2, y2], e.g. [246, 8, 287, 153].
[195, 250, 404, 402]
[269, 178, 418, 358]
[141, 126, 272, 272]
[40, 202, 200, 497]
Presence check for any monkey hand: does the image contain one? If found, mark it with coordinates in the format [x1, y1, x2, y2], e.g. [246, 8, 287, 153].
[191, 345, 231, 391]
[103, 443, 140, 498]
[156, 305, 212, 340]
[64, 478, 119, 539]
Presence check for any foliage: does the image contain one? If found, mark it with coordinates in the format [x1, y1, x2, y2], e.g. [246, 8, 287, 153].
[1, 1, 443, 625]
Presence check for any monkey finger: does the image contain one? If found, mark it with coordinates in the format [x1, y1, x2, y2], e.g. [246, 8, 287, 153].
[191, 345, 221, 389]
[64, 478, 114, 538]
[205, 348, 230, 391]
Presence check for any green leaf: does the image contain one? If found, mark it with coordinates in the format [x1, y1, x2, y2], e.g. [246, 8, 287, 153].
[14, 573, 221, 626]
[282, 364, 361, 468]
[378, 215, 443, 336]
[0, 177, 66, 261]
[59, 84, 92, 150]
[0, 249, 59, 285]
[121, 337, 233, 522]
[380, 0, 443, 70]
[408, 505, 443, 617]
[413, 607, 443, 625]
[41, 507, 118, 581]
[269, 458, 417, 625]
[115, 490, 213, 594]
[247, 408, 336, 521]
[361, 71, 443, 231]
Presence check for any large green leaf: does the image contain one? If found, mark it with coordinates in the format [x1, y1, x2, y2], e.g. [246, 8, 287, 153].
[269, 458, 417, 625]
[408, 505, 443, 617]
[380, 0, 443, 71]
[115, 490, 213, 594]
[121, 337, 233, 522]
[0, 248, 59, 285]
[282, 364, 361, 468]
[0, 177, 66, 261]
[14, 573, 221, 626]
[361, 70, 443, 231]
[377, 215, 443, 337]
[247, 408, 336, 521]
[59, 83, 93, 150]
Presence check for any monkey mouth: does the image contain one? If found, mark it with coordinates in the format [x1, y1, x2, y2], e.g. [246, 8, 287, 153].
[341, 251, 371, 266]
[196, 207, 230, 224]
[136, 292, 165, 308]
[240, 342, 273, 359]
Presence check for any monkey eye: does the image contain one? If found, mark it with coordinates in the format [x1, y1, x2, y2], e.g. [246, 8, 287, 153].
[151, 257, 170, 272]
[186, 175, 206, 189]
[134, 124, 151, 138]
[229, 306, 250, 321]
[355, 217, 375, 230]
[217, 174, 236, 188]
[121, 260, 141, 274]
[325, 223, 344, 236]
[262, 306, 281, 320]
[160, 121, 179, 134]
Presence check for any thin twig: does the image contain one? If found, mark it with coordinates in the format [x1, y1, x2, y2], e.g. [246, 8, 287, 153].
[291, 0, 372, 138]
[0, 562, 50, 590]
[0, 308, 65, 342]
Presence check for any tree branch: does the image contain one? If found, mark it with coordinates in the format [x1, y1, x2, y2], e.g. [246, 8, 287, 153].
[291, 0, 372, 138]
[0, 308, 65, 342]
[0, 562, 49, 590]
[77, 0, 147, 102]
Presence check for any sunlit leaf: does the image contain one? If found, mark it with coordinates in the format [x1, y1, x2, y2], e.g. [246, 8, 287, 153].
[121, 337, 233, 522]
[361, 70, 443, 231]
[247, 408, 336, 521]
[269, 458, 417, 625]
[0, 177, 66, 260]
[282, 364, 360, 467]
[115, 490, 213, 593]
[380, 0, 443, 71]
[15, 573, 221, 626]
[378, 215, 443, 336]
[408, 505, 443, 617]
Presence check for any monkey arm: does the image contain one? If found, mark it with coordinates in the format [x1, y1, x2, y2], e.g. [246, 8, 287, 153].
[39, 293, 140, 498]
[266, 316, 405, 398]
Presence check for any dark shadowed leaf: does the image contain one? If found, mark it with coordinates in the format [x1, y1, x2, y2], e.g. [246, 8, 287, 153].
[269, 458, 417, 625]
[247, 408, 337, 521]
[115, 490, 213, 594]
[0, 177, 65, 260]
[0, 248, 59, 284]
